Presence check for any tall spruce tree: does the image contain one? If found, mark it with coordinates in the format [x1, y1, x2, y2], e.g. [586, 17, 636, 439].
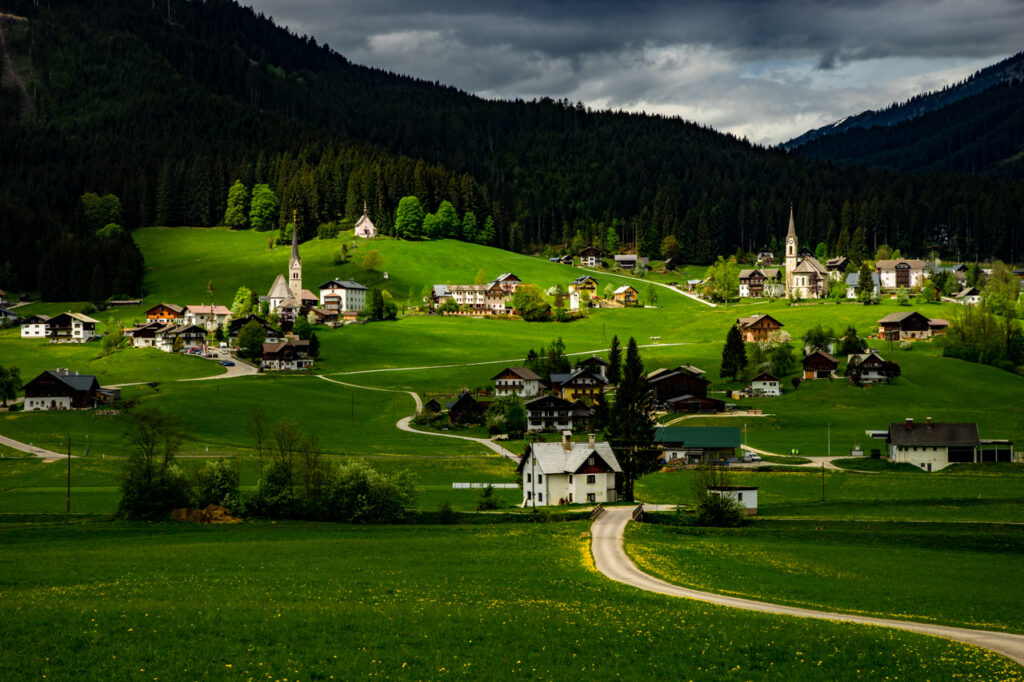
[607, 335, 622, 386]
[608, 338, 657, 502]
[720, 325, 746, 380]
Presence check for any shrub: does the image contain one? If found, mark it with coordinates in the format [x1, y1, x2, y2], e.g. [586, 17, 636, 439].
[475, 484, 503, 511]
[437, 501, 457, 524]
[326, 460, 417, 523]
[317, 221, 340, 239]
[192, 458, 241, 512]
[691, 465, 747, 527]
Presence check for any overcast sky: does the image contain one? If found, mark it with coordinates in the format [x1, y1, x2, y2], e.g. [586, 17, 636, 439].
[245, 0, 1022, 145]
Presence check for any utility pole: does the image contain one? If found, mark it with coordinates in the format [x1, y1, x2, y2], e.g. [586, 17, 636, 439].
[66, 433, 71, 515]
[828, 423, 831, 458]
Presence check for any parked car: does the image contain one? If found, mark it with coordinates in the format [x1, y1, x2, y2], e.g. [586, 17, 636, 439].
[742, 453, 762, 463]
[222, 361, 235, 367]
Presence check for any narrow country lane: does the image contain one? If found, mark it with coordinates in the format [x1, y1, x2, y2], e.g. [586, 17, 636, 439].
[591, 505, 1024, 667]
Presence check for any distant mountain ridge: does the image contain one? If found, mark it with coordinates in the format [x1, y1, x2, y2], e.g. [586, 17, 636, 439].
[784, 51, 1024, 150]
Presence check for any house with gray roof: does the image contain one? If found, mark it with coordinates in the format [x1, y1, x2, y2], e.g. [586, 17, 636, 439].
[517, 432, 621, 506]
[23, 369, 101, 410]
[845, 271, 880, 299]
[871, 418, 1013, 472]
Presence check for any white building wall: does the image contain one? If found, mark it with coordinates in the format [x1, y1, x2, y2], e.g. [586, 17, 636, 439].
[25, 396, 72, 411]
[21, 323, 49, 338]
[751, 379, 780, 396]
[890, 444, 953, 471]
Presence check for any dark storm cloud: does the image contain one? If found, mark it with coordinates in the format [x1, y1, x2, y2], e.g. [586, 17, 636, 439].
[244, 0, 1024, 142]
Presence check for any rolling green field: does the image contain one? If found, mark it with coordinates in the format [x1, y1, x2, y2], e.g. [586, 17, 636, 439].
[1, 520, 1020, 681]
[625, 519, 1024, 633]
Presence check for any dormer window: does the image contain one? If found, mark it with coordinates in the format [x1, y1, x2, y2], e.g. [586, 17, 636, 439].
[588, 457, 594, 465]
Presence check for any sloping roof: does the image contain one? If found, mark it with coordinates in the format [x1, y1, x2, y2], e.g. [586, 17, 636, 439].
[493, 273, 520, 283]
[955, 287, 980, 298]
[186, 305, 231, 315]
[432, 284, 451, 297]
[520, 440, 621, 475]
[267, 274, 290, 300]
[148, 302, 184, 314]
[847, 351, 885, 367]
[793, 256, 827, 274]
[550, 367, 608, 386]
[826, 257, 849, 268]
[751, 371, 778, 382]
[523, 394, 572, 409]
[888, 422, 979, 447]
[803, 349, 838, 366]
[654, 426, 740, 448]
[492, 366, 541, 381]
[320, 279, 369, 291]
[576, 355, 610, 368]
[736, 313, 783, 328]
[22, 314, 50, 323]
[571, 275, 597, 285]
[929, 318, 949, 327]
[52, 312, 100, 324]
[876, 259, 927, 270]
[878, 311, 930, 324]
[613, 285, 636, 295]
[40, 369, 99, 393]
[846, 272, 880, 287]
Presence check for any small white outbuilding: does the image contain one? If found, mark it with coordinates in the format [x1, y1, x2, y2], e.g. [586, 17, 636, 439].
[707, 485, 758, 515]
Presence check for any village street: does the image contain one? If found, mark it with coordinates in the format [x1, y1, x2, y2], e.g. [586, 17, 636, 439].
[590, 504, 1024, 667]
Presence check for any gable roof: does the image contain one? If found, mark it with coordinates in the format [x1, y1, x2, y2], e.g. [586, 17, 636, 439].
[613, 285, 637, 295]
[186, 305, 231, 315]
[876, 259, 927, 270]
[826, 256, 850, 268]
[845, 272, 880, 287]
[523, 394, 573, 409]
[51, 311, 100, 324]
[549, 367, 608, 386]
[751, 371, 778, 382]
[446, 391, 483, 411]
[267, 274, 291, 300]
[147, 302, 184, 314]
[848, 351, 885, 367]
[518, 439, 621, 475]
[736, 313, 783, 329]
[31, 369, 99, 393]
[803, 349, 838, 366]
[955, 287, 980, 298]
[571, 275, 597, 285]
[654, 426, 741, 449]
[493, 273, 520, 283]
[878, 311, 930, 325]
[491, 366, 541, 382]
[887, 422, 979, 447]
[319, 279, 369, 291]
[793, 255, 828, 275]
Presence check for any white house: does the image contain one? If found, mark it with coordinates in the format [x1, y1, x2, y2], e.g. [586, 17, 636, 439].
[846, 351, 892, 384]
[318, 279, 368, 314]
[845, 271, 880, 299]
[954, 287, 981, 306]
[875, 419, 1012, 472]
[749, 371, 781, 397]
[20, 314, 51, 338]
[353, 203, 378, 238]
[518, 432, 621, 506]
[185, 305, 232, 331]
[876, 259, 928, 290]
[48, 312, 100, 343]
[261, 340, 313, 371]
[708, 486, 758, 515]
[578, 246, 603, 267]
[491, 366, 542, 397]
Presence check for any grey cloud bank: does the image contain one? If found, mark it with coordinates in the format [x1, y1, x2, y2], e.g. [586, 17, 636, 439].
[245, 0, 1023, 144]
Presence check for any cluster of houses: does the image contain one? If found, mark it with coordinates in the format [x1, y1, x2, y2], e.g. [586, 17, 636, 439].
[550, 246, 656, 272]
[430, 273, 522, 315]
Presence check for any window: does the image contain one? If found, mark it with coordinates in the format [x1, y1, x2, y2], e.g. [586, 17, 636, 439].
[588, 457, 594, 465]
[737, 493, 743, 501]
[569, 493, 574, 502]
[526, 473, 531, 482]
[537, 474, 543, 484]
[568, 475, 573, 484]
[586, 475, 596, 484]
[538, 493, 543, 502]
[587, 493, 596, 503]
[527, 491, 532, 499]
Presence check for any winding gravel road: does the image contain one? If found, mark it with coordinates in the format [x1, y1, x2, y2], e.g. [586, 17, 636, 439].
[591, 504, 1024, 667]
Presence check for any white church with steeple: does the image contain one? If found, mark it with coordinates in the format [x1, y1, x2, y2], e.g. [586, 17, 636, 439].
[783, 206, 828, 300]
[267, 225, 317, 315]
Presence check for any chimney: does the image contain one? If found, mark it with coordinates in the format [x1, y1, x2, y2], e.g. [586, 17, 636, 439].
[562, 431, 572, 451]
[905, 417, 913, 430]
[588, 433, 596, 449]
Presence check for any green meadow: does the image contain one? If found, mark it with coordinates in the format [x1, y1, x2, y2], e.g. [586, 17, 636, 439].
[1, 520, 1019, 681]
[625, 519, 1024, 634]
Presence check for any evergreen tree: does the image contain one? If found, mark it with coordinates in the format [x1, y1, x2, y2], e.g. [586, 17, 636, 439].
[604, 226, 619, 254]
[222, 179, 249, 228]
[607, 338, 657, 502]
[607, 335, 622, 385]
[370, 289, 386, 320]
[720, 325, 746, 380]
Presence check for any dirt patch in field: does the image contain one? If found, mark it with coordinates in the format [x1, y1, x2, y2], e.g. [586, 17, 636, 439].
[171, 504, 242, 524]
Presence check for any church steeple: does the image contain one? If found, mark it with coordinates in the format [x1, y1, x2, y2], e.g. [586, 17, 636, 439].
[784, 204, 798, 299]
[289, 210, 302, 299]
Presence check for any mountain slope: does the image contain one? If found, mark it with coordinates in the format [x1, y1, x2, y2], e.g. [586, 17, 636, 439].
[1, 0, 1023, 302]
[784, 51, 1024, 150]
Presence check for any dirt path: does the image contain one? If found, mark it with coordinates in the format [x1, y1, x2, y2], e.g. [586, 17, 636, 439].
[591, 505, 1024, 667]
[0, 13, 33, 121]
[0, 433, 69, 462]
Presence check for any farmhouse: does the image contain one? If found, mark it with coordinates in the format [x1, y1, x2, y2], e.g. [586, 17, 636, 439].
[783, 208, 828, 299]
[613, 255, 649, 270]
[227, 315, 282, 344]
[738, 268, 782, 298]
[749, 371, 780, 396]
[569, 275, 598, 296]
[353, 203, 377, 238]
[873, 418, 1013, 472]
[492, 366, 543, 398]
[48, 312, 100, 343]
[20, 314, 51, 338]
[126, 321, 206, 351]
[757, 249, 775, 264]
[735, 313, 783, 342]
[185, 304, 232, 331]
[655, 426, 740, 464]
[877, 311, 947, 340]
[23, 369, 101, 411]
[423, 399, 442, 414]
[802, 350, 838, 379]
[846, 351, 895, 384]
[845, 271, 880, 299]
[825, 257, 851, 279]
[647, 365, 724, 413]
[612, 285, 639, 306]
[261, 340, 313, 371]
[445, 282, 511, 314]
[446, 392, 485, 424]
[318, 279, 368, 315]
[578, 246, 604, 267]
[146, 303, 184, 323]
[574, 355, 610, 382]
[524, 394, 574, 432]
[491, 273, 522, 294]
[954, 287, 981, 305]
[876, 259, 928, 290]
[549, 368, 608, 401]
[518, 432, 621, 506]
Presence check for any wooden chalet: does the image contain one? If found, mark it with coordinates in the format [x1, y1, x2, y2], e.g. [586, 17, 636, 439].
[802, 350, 838, 379]
[738, 268, 782, 298]
[574, 355, 610, 382]
[146, 303, 184, 323]
[825, 257, 850, 279]
[613, 255, 649, 270]
[578, 246, 604, 268]
[261, 340, 313, 371]
[491, 273, 522, 294]
[524, 394, 574, 432]
[735, 314, 783, 342]
[647, 365, 724, 413]
[492, 366, 543, 398]
[877, 311, 945, 340]
[23, 369, 101, 411]
[228, 315, 282, 343]
[612, 285, 639, 306]
[48, 312, 100, 343]
[446, 392, 485, 424]
[569, 275, 599, 296]
[549, 368, 607, 401]
[423, 399, 443, 414]
[846, 351, 893, 384]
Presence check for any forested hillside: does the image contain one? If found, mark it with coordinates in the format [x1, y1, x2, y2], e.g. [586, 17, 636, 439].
[1, 0, 1023, 301]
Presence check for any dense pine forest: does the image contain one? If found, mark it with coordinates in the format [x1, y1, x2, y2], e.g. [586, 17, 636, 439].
[0, 0, 1022, 301]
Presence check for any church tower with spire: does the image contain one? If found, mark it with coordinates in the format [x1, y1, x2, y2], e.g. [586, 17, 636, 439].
[784, 205, 798, 299]
[289, 217, 302, 300]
